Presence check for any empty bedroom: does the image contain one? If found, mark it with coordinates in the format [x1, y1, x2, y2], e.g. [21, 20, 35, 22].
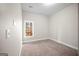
[0, 3, 78, 56]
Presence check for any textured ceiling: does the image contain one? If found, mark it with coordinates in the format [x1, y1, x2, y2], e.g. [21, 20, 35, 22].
[22, 3, 73, 16]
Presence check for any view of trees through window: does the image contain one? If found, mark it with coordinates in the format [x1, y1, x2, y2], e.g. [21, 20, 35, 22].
[25, 22, 32, 36]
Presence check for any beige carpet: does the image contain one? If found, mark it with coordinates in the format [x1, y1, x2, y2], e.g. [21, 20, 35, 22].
[21, 39, 77, 56]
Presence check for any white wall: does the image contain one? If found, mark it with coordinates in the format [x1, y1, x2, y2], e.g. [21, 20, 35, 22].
[49, 4, 78, 49]
[0, 4, 22, 56]
[22, 12, 49, 42]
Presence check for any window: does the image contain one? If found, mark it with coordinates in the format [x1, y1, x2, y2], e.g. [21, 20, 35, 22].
[24, 21, 34, 37]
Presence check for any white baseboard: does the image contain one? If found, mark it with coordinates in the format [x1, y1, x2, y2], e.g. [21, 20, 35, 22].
[23, 38, 49, 43]
[22, 38, 78, 50]
[50, 39, 78, 50]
